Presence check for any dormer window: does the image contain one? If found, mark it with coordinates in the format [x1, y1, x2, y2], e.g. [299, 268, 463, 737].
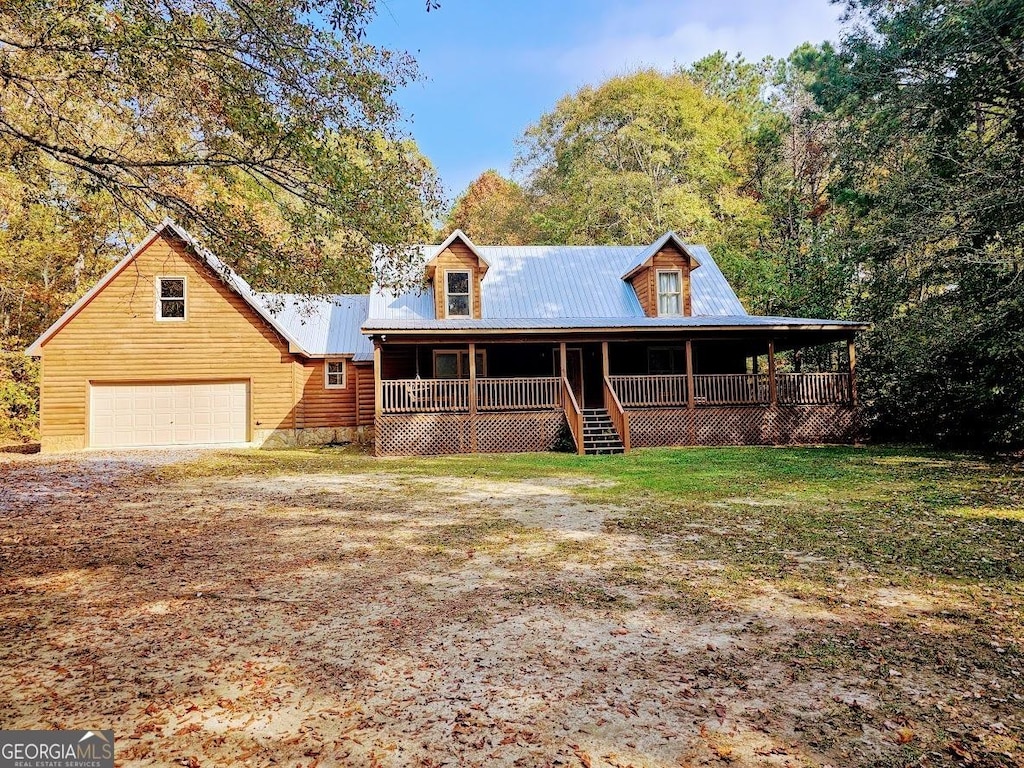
[446, 270, 471, 317]
[657, 270, 682, 316]
[157, 277, 186, 321]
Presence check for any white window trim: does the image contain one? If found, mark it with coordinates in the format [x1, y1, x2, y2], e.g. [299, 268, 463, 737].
[655, 269, 683, 317]
[324, 359, 347, 389]
[432, 348, 487, 378]
[155, 276, 187, 322]
[444, 269, 472, 318]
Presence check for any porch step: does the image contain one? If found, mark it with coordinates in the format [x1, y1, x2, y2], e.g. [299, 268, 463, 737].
[580, 408, 625, 455]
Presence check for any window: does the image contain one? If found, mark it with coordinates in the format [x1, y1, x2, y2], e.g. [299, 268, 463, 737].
[445, 270, 471, 317]
[325, 360, 346, 389]
[433, 349, 487, 378]
[157, 277, 186, 320]
[648, 346, 686, 375]
[656, 270, 682, 316]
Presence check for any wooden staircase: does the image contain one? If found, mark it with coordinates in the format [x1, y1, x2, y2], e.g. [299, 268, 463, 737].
[582, 408, 625, 455]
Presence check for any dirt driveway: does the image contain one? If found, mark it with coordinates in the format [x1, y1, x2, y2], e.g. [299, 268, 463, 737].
[0, 450, 1018, 767]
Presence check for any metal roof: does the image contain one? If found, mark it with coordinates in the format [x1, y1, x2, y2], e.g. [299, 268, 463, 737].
[255, 294, 374, 361]
[362, 315, 868, 333]
[367, 241, 747, 326]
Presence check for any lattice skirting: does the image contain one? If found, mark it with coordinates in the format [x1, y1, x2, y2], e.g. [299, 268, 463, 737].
[629, 405, 858, 448]
[376, 411, 564, 456]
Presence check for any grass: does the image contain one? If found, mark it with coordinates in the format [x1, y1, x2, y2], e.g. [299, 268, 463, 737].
[163, 444, 1024, 583]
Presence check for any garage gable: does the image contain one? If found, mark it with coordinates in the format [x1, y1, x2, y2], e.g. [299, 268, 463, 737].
[26, 220, 307, 357]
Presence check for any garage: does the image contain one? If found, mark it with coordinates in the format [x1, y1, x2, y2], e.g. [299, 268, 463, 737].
[90, 381, 249, 448]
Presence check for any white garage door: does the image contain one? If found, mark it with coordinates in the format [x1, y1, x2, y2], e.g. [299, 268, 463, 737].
[90, 381, 248, 448]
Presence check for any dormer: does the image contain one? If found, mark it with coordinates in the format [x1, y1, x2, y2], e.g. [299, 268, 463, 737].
[621, 232, 701, 317]
[425, 229, 489, 320]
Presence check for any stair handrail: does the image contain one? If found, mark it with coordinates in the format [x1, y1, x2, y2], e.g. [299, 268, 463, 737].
[602, 375, 631, 453]
[560, 376, 585, 455]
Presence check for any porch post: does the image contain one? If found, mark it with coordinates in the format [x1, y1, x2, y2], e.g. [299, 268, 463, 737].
[559, 342, 567, 378]
[767, 338, 778, 406]
[685, 339, 695, 410]
[685, 339, 696, 445]
[468, 342, 478, 451]
[373, 340, 382, 418]
[601, 341, 609, 379]
[354, 363, 361, 425]
[847, 335, 858, 406]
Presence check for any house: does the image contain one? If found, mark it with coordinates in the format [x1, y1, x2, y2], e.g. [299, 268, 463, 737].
[27, 220, 867, 455]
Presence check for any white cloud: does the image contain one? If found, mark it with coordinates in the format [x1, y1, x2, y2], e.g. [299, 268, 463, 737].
[529, 0, 844, 87]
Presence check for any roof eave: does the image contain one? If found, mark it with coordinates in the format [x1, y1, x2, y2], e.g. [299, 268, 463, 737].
[360, 322, 870, 337]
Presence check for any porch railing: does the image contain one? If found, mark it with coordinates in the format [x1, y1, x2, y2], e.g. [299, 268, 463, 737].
[477, 376, 561, 411]
[693, 373, 770, 405]
[608, 374, 688, 407]
[776, 373, 851, 405]
[380, 378, 470, 413]
[603, 376, 631, 452]
[608, 372, 852, 407]
[561, 376, 585, 455]
[381, 372, 854, 414]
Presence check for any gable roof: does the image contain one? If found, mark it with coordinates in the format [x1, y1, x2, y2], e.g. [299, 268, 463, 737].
[367, 240, 746, 328]
[620, 231, 702, 280]
[424, 229, 490, 277]
[26, 219, 312, 357]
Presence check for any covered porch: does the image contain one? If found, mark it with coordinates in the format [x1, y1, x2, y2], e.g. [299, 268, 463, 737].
[371, 330, 860, 456]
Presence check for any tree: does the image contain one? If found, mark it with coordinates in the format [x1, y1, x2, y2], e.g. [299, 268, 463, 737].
[0, 0, 443, 292]
[816, 0, 1024, 447]
[446, 170, 536, 245]
[514, 70, 770, 305]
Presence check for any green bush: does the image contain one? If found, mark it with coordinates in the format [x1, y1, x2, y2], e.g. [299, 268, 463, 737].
[0, 341, 40, 443]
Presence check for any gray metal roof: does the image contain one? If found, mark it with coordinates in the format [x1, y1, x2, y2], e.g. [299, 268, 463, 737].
[362, 315, 867, 333]
[367, 241, 747, 326]
[257, 294, 374, 361]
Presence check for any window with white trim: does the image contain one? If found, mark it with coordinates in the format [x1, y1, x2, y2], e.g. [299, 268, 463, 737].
[325, 360, 346, 388]
[445, 270, 471, 317]
[656, 270, 682, 316]
[433, 349, 486, 379]
[157, 277, 186, 320]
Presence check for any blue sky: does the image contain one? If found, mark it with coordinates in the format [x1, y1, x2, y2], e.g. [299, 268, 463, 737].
[368, 0, 845, 203]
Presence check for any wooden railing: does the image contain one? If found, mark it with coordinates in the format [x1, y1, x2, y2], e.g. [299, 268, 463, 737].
[561, 376, 585, 455]
[608, 374, 688, 407]
[776, 373, 851, 405]
[380, 378, 470, 413]
[382, 373, 853, 415]
[603, 376, 631, 452]
[477, 376, 561, 411]
[694, 373, 769, 405]
[609, 373, 853, 407]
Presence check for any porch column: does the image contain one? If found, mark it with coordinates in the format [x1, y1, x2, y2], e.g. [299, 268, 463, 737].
[559, 342, 567, 378]
[685, 340, 695, 410]
[373, 341, 382, 418]
[847, 335, 858, 406]
[685, 339, 696, 445]
[601, 341, 609, 379]
[767, 338, 778, 406]
[468, 342, 478, 451]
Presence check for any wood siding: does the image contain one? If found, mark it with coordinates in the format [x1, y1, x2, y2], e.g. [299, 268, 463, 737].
[355, 362, 374, 426]
[431, 241, 485, 319]
[296, 359, 361, 429]
[37, 233, 357, 449]
[629, 246, 693, 317]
